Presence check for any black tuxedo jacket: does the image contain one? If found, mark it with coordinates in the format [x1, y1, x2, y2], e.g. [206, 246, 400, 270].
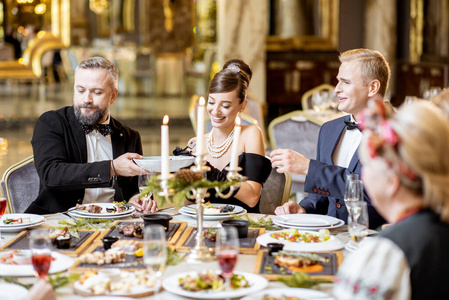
[25, 106, 142, 214]
[300, 115, 385, 229]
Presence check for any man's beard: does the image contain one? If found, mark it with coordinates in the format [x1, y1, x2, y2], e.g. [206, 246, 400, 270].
[74, 104, 108, 125]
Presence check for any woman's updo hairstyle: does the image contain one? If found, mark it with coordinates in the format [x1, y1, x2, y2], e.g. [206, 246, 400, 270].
[362, 101, 449, 222]
[208, 59, 252, 104]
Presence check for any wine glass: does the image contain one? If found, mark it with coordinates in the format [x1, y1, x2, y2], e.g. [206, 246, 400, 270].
[347, 201, 369, 246]
[216, 226, 239, 291]
[404, 96, 419, 105]
[344, 176, 363, 215]
[0, 180, 7, 241]
[143, 225, 167, 298]
[138, 168, 152, 211]
[29, 230, 52, 280]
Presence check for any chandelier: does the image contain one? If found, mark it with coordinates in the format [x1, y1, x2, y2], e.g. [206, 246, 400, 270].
[89, 0, 110, 15]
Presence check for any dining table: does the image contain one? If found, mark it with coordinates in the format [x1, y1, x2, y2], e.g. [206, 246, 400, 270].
[0, 208, 349, 299]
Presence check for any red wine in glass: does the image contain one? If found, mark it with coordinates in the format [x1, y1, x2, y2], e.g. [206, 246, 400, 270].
[32, 253, 52, 279]
[217, 249, 238, 278]
[0, 198, 7, 216]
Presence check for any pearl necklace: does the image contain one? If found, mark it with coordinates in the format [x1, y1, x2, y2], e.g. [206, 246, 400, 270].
[206, 127, 235, 158]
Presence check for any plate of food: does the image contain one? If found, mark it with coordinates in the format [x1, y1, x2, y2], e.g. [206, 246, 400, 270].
[133, 156, 195, 172]
[182, 203, 245, 215]
[256, 229, 345, 252]
[73, 269, 157, 298]
[240, 287, 334, 300]
[162, 270, 268, 299]
[0, 213, 46, 232]
[0, 250, 75, 276]
[70, 202, 135, 217]
[179, 207, 247, 221]
[273, 214, 341, 227]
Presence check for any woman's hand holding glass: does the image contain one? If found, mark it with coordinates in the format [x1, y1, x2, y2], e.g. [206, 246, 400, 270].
[143, 225, 167, 297]
[216, 227, 239, 291]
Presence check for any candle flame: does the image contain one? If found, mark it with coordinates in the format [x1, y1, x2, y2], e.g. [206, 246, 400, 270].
[236, 116, 241, 126]
[199, 97, 205, 106]
[163, 115, 169, 125]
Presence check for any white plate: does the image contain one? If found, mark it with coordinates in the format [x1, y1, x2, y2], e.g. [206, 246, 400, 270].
[133, 156, 195, 172]
[84, 297, 135, 300]
[240, 287, 334, 300]
[67, 210, 134, 220]
[182, 204, 245, 216]
[256, 229, 345, 252]
[70, 203, 135, 217]
[274, 214, 341, 227]
[273, 219, 345, 231]
[0, 282, 29, 300]
[0, 213, 45, 227]
[0, 220, 45, 232]
[0, 251, 75, 277]
[162, 271, 268, 299]
[179, 209, 247, 221]
[73, 280, 156, 298]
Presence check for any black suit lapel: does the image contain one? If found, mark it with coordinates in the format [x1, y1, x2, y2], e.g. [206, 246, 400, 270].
[68, 106, 88, 162]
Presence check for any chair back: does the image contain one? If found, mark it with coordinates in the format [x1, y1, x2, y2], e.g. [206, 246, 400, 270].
[259, 168, 292, 214]
[189, 94, 259, 133]
[268, 111, 323, 193]
[2, 156, 39, 213]
[301, 84, 335, 110]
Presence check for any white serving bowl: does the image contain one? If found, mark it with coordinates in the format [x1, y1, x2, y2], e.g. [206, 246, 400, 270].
[133, 156, 195, 172]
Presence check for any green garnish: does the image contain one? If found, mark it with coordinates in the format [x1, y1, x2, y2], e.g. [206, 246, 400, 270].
[54, 218, 113, 231]
[231, 213, 282, 231]
[277, 272, 332, 288]
[1, 273, 80, 290]
[273, 251, 326, 263]
[2, 218, 13, 225]
[167, 247, 185, 266]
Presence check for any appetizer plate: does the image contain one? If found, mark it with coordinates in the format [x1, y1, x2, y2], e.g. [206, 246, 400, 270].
[179, 208, 247, 221]
[0, 282, 29, 300]
[256, 229, 345, 252]
[182, 203, 245, 215]
[67, 210, 134, 220]
[273, 219, 345, 231]
[0, 251, 75, 277]
[240, 287, 334, 300]
[273, 214, 341, 227]
[133, 156, 195, 172]
[163, 271, 268, 299]
[0, 213, 45, 232]
[70, 203, 135, 217]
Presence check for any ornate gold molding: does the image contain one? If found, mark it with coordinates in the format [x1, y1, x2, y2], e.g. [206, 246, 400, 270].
[409, 0, 423, 63]
[0, 0, 70, 79]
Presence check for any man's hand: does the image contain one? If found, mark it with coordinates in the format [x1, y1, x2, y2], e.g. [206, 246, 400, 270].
[270, 149, 310, 175]
[129, 194, 158, 213]
[112, 153, 143, 177]
[275, 201, 306, 215]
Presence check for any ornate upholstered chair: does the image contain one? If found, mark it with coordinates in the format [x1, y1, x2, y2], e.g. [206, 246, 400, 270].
[268, 111, 323, 194]
[301, 83, 335, 110]
[2, 156, 39, 213]
[259, 168, 292, 214]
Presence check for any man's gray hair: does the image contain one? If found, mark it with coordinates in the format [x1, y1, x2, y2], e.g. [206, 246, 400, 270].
[75, 57, 119, 89]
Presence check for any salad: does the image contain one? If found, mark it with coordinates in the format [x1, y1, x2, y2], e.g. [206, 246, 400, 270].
[271, 229, 331, 243]
[178, 270, 250, 292]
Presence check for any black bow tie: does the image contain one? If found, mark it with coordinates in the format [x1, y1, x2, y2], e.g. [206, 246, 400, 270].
[344, 120, 360, 131]
[81, 124, 113, 136]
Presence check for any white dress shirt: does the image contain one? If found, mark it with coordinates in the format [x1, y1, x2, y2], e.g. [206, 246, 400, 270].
[83, 115, 115, 204]
[332, 115, 364, 168]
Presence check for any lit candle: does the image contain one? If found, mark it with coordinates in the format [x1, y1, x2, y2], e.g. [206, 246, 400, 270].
[230, 116, 241, 170]
[161, 115, 170, 179]
[196, 97, 206, 156]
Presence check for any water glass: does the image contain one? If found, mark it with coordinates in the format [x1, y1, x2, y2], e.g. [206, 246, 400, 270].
[138, 168, 152, 209]
[216, 226, 239, 291]
[347, 201, 369, 245]
[143, 225, 167, 296]
[29, 231, 52, 280]
[344, 175, 363, 214]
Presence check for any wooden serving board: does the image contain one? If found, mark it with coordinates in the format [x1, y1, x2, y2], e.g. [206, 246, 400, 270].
[0, 229, 100, 257]
[253, 250, 343, 281]
[175, 227, 265, 254]
[96, 221, 187, 246]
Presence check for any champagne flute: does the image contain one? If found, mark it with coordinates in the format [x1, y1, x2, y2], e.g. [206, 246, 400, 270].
[29, 230, 52, 280]
[216, 226, 239, 291]
[344, 177, 363, 217]
[0, 180, 7, 241]
[143, 225, 167, 298]
[347, 201, 369, 246]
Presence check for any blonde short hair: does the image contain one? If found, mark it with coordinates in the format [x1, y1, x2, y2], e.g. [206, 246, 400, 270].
[339, 49, 391, 97]
[364, 102, 449, 222]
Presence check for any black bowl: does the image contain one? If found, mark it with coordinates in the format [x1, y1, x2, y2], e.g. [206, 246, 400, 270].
[220, 219, 250, 238]
[141, 214, 173, 231]
[55, 235, 71, 249]
[103, 236, 120, 250]
[267, 243, 284, 256]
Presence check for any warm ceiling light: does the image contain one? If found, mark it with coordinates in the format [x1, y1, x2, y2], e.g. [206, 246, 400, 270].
[17, 0, 34, 4]
[34, 3, 46, 14]
[89, 0, 110, 15]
